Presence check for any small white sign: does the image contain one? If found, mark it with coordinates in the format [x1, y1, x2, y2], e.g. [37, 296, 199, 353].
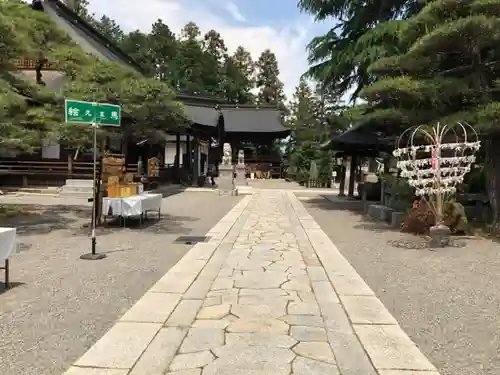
[332, 171, 337, 177]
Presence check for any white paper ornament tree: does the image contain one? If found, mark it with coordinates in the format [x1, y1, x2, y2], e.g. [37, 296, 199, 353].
[393, 122, 480, 226]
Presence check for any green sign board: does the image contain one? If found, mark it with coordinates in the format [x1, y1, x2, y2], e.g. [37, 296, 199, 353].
[65, 99, 121, 127]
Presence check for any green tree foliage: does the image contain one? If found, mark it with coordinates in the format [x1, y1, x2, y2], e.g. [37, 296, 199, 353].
[287, 79, 333, 185]
[299, 0, 425, 101]
[223, 46, 255, 104]
[202, 29, 228, 96]
[255, 49, 286, 105]
[0, 1, 63, 152]
[177, 22, 207, 95]
[0, 0, 187, 153]
[120, 30, 154, 75]
[149, 19, 179, 85]
[354, 0, 500, 229]
[94, 15, 124, 44]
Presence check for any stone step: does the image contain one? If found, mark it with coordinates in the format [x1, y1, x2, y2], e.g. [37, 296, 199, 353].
[1, 187, 60, 195]
[59, 191, 93, 198]
[61, 186, 93, 194]
[64, 179, 93, 187]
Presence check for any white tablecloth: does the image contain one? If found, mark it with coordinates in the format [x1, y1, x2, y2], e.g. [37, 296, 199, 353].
[102, 193, 162, 218]
[0, 227, 16, 261]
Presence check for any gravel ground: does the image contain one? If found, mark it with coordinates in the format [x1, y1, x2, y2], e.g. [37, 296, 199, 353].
[300, 194, 500, 375]
[0, 192, 241, 375]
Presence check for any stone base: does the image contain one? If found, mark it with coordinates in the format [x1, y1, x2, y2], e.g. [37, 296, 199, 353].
[217, 164, 236, 196]
[235, 164, 247, 186]
[429, 224, 451, 248]
[391, 211, 405, 229]
[217, 188, 238, 196]
[367, 204, 394, 223]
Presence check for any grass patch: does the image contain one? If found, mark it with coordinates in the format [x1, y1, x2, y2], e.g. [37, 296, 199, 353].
[0, 205, 23, 219]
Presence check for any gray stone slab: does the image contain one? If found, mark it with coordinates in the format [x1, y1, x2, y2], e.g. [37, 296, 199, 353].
[197, 304, 231, 319]
[212, 345, 295, 365]
[341, 295, 398, 325]
[306, 266, 328, 281]
[165, 370, 202, 375]
[75, 322, 161, 369]
[203, 296, 222, 307]
[169, 351, 215, 372]
[234, 271, 286, 289]
[311, 281, 340, 304]
[328, 274, 375, 296]
[225, 333, 297, 348]
[64, 368, 128, 375]
[129, 327, 187, 375]
[292, 357, 340, 375]
[165, 300, 203, 327]
[281, 279, 312, 292]
[378, 371, 440, 375]
[318, 296, 377, 375]
[227, 317, 289, 334]
[203, 362, 291, 375]
[287, 301, 320, 316]
[179, 327, 225, 353]
[231, 303, 287, 318]
[120, 292, 181, 323]
[193, 319, 232, 329]
[290, 325, 327, 341]
[279, 314, 324, 327]
[293, 341, 336, 364]
[211, 277, 234, 290]
[354, 325, 437, 371]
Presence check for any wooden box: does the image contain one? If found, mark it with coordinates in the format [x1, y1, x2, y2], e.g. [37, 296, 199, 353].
[108, 176, 120, 186]
[107, 185, 120, 198]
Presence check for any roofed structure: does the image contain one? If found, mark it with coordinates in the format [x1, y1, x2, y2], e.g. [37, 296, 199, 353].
[30, 0, 289, 139]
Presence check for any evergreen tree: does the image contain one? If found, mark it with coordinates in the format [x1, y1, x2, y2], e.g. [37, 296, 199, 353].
[177, 22, 206, 95]
[149, 19, 179, 86]
[357, 0, 500, 230]
[255, 49, 285, 105]
[94, 15, 124, 44]
[202, 30, 227, 96]
[120, 30, 154, 75]
[223, 46, 255, 104]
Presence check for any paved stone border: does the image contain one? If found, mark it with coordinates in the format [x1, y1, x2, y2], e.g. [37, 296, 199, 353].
[286, 192, 440, 375]
[63, 191, 440, 375]
[63, 196, 253, 375]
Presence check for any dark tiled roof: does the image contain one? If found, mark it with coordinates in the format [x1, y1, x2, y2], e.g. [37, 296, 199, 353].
[184, 105, 221, 127]
[221, 108, 289, 134]
[320, 127, 392, 151]
[41, 0, 142, 72]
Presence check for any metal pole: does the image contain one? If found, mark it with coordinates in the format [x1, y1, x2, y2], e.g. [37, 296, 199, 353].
[91, 119, 97, 254]
[80, 102, 106, 260]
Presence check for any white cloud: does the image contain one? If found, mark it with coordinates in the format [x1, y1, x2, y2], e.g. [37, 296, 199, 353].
[86, 0, 321, 100]
[225, 2, 246, 23]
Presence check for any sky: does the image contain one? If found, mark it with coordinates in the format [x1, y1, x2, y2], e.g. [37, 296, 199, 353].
[85, 0, 333, 100]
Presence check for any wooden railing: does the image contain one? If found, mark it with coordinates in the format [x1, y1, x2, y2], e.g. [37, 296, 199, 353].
[0, 160, 179, 188]
[0, 160, 93, 177]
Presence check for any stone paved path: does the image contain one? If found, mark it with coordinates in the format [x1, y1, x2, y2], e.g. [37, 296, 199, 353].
[64, 192, 440, 375]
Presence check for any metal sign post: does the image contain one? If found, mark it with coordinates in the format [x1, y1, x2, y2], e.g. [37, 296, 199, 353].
[65, 99, 121, 260]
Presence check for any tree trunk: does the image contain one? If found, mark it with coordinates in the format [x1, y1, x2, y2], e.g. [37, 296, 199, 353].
[485, 138, 500, 233]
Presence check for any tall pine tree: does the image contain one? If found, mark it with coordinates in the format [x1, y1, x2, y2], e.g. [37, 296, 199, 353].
[223, 46, 255, 104]
[255, 49, 285, 106]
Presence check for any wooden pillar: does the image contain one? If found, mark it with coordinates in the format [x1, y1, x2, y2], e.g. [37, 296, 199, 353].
[175, 133, 181, 169]
[192, 138, 199, 186]
[185, 135, 191, 168]
[338, 161, 346, 197]
[348, 155, 357, 198]
[67, 153, 73, 177]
